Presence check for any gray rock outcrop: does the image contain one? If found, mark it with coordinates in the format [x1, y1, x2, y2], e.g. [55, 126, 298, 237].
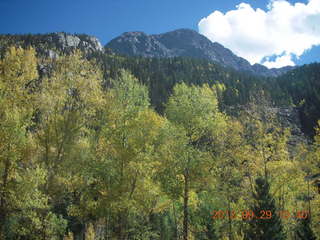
[0, 32, 104, 56]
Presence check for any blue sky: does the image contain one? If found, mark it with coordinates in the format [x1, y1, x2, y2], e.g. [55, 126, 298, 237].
[0, 0, 319, 67]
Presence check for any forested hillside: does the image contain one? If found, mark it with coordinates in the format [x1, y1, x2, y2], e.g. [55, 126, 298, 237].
[94, 52, 320, 138]
[0, 39, 320, 239]
[271, 63, 320, 136]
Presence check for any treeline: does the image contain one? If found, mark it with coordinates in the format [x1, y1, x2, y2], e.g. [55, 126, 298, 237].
[92, 52, 320, 137]
[0, 47, 319, 239]
[94, 52, 275, 112]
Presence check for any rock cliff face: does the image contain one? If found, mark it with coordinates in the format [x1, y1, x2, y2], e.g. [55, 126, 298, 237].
[0, 32, 105, 80]
[0, 32, 104, 58]
[106, 29, 294, 77]
[46, 33, 104, 56]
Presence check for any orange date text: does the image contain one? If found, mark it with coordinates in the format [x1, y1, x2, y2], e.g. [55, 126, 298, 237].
[210, 210, 310, 220]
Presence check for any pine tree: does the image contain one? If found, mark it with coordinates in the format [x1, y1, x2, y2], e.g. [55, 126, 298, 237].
[245, 177, 286, 240]
[295, 216, 317, 240]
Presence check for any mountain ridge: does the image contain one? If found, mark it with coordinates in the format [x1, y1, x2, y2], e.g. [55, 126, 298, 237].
[106, 28, 294, 77]
[0, 30, 294, 77]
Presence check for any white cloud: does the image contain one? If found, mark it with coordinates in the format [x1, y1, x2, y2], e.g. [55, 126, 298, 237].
[263, 54, 295, 68]
[198, 0, 320, 68]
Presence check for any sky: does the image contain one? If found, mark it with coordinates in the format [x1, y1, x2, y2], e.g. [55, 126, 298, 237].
[0, 0, 319, 68]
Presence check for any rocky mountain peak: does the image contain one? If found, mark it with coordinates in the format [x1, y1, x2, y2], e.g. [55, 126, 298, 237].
[106, 28, 294, 77]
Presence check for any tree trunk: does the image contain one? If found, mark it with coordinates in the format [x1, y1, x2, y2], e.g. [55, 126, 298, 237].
[307, 181, 312, 219]
[183, 170, 189, 240]
[172, 203, 178, 240]
[93, 218, 106, 240]
[73, 225, 85, 240]
[0, 207, 6, 240]
[117, 210, 127, 240]
[227, 194, 233, 240]
[0, 158, 10, 239]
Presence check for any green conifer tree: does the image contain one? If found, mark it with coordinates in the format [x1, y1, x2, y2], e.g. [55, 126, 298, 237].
[245, 177, 286, 240]
[295, 216, 317, 240]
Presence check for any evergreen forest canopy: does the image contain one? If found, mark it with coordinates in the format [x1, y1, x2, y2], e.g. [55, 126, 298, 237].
[0, 43, 319, 240]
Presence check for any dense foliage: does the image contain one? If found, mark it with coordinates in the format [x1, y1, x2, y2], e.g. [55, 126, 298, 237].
[0, 47, 319, 239]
